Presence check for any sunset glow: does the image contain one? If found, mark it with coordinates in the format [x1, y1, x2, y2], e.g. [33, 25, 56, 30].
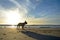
[0, 0, 60, 25]
[5, 9, 23, 25]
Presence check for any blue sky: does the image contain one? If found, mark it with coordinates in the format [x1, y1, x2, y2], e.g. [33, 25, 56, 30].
[0, 0, 60, 25]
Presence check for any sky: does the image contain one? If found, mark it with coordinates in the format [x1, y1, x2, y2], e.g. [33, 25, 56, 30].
[0, 0, 60, 25]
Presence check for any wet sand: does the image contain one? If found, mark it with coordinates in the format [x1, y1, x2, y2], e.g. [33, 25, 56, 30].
[0, 28, 60, 40]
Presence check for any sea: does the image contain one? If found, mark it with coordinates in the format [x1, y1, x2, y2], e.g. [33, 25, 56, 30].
[0, 25, 60, 28]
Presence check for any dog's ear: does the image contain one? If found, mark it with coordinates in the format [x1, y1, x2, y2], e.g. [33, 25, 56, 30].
[25, 21, 27, 24]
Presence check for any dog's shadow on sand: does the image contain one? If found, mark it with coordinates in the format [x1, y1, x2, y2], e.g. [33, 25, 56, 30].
[20, 30, 60, 40]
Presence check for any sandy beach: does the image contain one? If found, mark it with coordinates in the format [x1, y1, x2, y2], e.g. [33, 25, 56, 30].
[0, 28, 60, 40]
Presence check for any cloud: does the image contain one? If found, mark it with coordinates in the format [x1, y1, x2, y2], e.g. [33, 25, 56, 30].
[0, 0, 60, 25]
[0, 7, 27, 23]
[9, 0, 28, 16]
[26, 17, 60, 25]
[0, 0, 16, 9]
[0, 9, 7, 24]
[9, 0, 22, 8]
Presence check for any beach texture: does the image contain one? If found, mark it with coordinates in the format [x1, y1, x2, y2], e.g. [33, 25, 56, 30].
[0, 28, 60, 40]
